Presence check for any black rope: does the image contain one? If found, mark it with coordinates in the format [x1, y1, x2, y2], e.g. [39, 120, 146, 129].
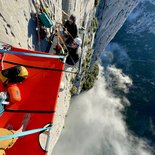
[3, 60, 78, 74]
[5, 109, 55, 114]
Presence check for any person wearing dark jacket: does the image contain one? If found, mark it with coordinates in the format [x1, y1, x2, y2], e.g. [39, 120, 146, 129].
[63, 14, 78, 44]
[66, 37, 82, 66]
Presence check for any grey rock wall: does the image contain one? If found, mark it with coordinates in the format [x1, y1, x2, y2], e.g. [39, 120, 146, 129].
[0, 0, 34, 48]
[62, 0, 95, 29]
[92, 0, 141, 63]
[0, 0, 65, 49]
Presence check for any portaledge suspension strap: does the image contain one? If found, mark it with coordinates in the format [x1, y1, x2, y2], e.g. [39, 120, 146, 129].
[0, 124, 52, 141]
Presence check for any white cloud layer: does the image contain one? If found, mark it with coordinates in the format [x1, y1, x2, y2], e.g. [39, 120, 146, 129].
[52, 69, 153, 155]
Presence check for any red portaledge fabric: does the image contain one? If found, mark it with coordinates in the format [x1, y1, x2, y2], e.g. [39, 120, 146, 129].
[0, 47, 64, 155]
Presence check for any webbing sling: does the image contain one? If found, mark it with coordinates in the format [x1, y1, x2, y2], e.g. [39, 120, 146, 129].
[0, 124, 52, 141]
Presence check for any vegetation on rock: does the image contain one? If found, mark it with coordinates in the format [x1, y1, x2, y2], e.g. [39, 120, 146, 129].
[82, 62, 99, 90]
[93, 17, 98, 32]
[94, 0, 100, 7]
[70, 85, 78, 95]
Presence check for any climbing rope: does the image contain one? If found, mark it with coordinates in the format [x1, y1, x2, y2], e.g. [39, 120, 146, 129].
[56, 22, 75, 41]
[47, 23, 78, 67]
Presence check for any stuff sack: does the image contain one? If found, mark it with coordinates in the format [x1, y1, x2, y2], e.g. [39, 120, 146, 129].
[39, 12, 54, 28]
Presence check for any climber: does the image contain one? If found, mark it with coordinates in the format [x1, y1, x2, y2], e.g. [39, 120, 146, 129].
[66, 36, 82, 66]
[0, 84, 22, 116]
[0, 65, 28, 86]
[63, 14, 78, 44]
[0, 66, 28, 115]
[0, 113, 31, 155]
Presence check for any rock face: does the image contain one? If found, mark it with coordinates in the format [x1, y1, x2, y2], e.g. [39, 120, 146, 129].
[0, 0, 34, 48]
[0, 0, 140, 154]
[62, 0, 95, 26]
[92, 0, 140, 63]
[0, 0, 95, 49]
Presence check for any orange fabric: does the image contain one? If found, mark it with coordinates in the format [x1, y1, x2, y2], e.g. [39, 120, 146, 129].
[0, 47, 64, 155]
[7, 84, 21, 103]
